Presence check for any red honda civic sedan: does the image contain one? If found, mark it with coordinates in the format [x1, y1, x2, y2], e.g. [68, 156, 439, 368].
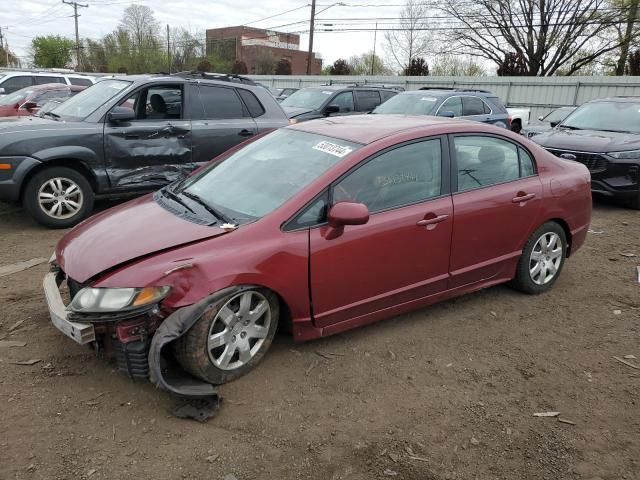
[44, 115, 591, 394]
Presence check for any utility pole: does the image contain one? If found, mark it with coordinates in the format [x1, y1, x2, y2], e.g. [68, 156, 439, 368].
[370, 22, 378, 75]
[167, 24, 171, 73]
[306, 0, 316, 75]
[62, 1, 88, 70]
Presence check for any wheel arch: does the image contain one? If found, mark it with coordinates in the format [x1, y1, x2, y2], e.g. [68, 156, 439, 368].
[544, 217, 573, 256]
[20, 158, 98, 202]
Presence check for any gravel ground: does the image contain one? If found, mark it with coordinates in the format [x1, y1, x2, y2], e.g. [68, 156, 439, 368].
[0, 198, 638, 480]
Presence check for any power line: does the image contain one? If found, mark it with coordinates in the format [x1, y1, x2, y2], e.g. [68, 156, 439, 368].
[62, 0, 88, 69]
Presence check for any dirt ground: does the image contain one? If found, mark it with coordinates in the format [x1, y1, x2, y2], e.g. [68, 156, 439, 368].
[0, 197, 638, 480]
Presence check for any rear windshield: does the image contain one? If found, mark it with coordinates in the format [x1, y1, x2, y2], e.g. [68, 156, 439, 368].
[560, 101, 640, 134]
[373, 93, 438, 115]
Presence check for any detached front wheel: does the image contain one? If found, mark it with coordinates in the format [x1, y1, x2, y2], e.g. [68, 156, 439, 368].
[23, 166, 94, 228]
[174, 289, 279, 385]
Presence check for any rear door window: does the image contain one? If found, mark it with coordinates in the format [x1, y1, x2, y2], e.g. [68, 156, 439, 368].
[454, 136, 522, 191]
[34, 76, 65, 85]
[355, 90, 382, 112]
[197, 85, 245, 119]
[462, 96, 487, 116]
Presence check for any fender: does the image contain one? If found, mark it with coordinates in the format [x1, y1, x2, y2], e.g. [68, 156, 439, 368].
[32, 145, 99, 164]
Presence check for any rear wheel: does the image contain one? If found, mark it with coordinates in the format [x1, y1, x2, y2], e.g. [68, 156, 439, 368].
[510, 222, 567, 294]
[23, 166, 94, 228]
[510, 120, 522, 134]
[174, 288, 279, 385]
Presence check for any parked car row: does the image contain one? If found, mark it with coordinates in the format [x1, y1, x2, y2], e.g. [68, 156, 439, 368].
[0, 83, 86, 117]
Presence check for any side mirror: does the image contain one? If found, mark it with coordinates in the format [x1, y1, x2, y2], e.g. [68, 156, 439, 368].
[438, 110, 455, 118]
[550, 120, 560, 128]
[0, 87, 5, 95]
[108, 105, 135, 123]
[22, 101, 38, 111]
[538, 115, 544, 121]
[325, 201, 369, 239]
[324, 104, 340, 115]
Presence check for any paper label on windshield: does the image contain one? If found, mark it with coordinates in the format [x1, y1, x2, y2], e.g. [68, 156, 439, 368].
[313, 141, 353, 158]
[421, 96, 437, 101]
[321, 91, 333, 95]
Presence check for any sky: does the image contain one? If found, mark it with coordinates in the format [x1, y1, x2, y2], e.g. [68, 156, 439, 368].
[2, 0, 405, 68]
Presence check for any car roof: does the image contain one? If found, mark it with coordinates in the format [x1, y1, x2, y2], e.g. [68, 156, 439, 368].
[401, 89, 497, 98]
[589, 96, 640, 103]
[288, 114, 462, 144]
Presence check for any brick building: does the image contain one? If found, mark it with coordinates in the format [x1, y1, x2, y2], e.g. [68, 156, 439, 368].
[205, 26, 322, 75]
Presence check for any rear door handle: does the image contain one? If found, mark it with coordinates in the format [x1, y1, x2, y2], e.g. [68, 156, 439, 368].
[238, 129, 254, 137]
[512, 193, 536, 204]
[417, 214, 449, 227]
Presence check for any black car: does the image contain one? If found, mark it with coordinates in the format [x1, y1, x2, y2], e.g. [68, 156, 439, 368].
[522, 106, 576, 139]
[281, 84, 399, 122]
[532, 97, 640, 209]
[0, 73, 289, 227]
[372, 88, 511, 129]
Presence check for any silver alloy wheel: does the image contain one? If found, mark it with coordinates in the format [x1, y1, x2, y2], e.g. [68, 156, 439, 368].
[207, 291, 271, 371]
[37, 177, 83, 220]
[529, 232, 563, 285]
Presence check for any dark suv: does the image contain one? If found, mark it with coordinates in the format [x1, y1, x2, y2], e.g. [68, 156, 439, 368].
[281, 84, 400, 121]
[372, 88, 510, 129]
[532, 97, 640, 209]
[0, 73, 288, 227]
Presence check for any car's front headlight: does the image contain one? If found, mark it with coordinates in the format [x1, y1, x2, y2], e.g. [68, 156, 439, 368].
[68, 286, 170, 313]
[607, 150, 640, 160]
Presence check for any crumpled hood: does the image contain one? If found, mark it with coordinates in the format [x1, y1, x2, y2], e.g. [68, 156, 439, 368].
[283, 106, 314, 118]
[533, 128, 640, 153]
[0, 115, 56, 131]
[0, 105, 19, 117]
[57, 194, 228, 283]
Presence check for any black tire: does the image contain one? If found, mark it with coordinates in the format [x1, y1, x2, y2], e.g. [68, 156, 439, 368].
[510, 222, 567, 294]
[510, 120, 522, 134]
[174, 288, 279, 385]
[23, 166, 94, 229]
[626, 192, 640, 210]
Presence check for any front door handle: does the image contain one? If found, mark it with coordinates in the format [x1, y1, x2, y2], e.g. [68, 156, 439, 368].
[238, 129, 254, 137]
[512, 192, 536, 204]
[417, 214, 449, 228]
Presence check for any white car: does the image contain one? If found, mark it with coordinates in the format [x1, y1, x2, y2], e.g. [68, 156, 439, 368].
[0, 71, 95, 96]
[506, 107, 531, 133]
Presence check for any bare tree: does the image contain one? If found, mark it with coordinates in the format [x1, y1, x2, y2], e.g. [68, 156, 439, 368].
[440, 0, 633, 76]
[384, 0, 432, 72]
[431, 54, 486, 76]
[613, 0, 640, 75]
[120, 4, 160, 49]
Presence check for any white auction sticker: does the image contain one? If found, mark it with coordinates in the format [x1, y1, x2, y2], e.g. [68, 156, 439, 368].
[313, 141, 353, 158]
[321, 91, 333, 95]
[420, 96, 437, 101]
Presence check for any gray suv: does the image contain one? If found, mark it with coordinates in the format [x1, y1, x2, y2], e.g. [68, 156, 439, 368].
[0, 73, 288, 227]
[372, 88, 510, 129]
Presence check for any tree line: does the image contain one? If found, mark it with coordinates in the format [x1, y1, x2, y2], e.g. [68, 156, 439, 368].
[3, 0, 640, 76]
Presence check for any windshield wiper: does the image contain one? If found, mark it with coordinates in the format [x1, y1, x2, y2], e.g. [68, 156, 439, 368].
[596, 128, 633, 134]
[41, 111, 60, 121]
[180, 190, 234, 224]
[162, 187, 197, 215]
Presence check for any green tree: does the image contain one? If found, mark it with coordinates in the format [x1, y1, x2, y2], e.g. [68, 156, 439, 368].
[348, 52, 393, 75]
[497, 52, 527, 76]
[232, 60, 248, 74]
[329, 58, 351, 75]
[628, 49, 640, 74]
[31, 35, 74, 68]
[403, 57, 429, 75]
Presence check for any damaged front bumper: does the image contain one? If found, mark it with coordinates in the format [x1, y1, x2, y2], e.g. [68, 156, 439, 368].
[42, 262, 236, 399]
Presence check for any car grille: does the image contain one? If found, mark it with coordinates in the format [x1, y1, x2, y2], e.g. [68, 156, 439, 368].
[546, 149, 608, 172]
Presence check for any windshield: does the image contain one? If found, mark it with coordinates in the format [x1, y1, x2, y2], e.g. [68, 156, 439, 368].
[0, 88, 31, 106]
[281, 89, 333, 109]
[373, 93, 438, 115]
[545, 107, 574, 124]
[178, 129, 361, 221]
[560, 101, 640, 133]
[51, 79, 131, 121]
